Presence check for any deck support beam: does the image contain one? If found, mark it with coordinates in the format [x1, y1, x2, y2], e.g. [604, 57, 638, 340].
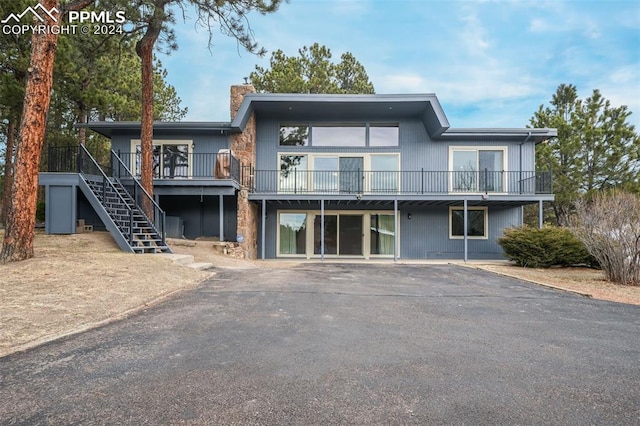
[539, 200, 543, 229]
[321, 199, 325, 261]
[394, 198, 398, 262]
[463, 199, 468, 263]
[219, 194, 224, 242]
[261, 199, 266, 260]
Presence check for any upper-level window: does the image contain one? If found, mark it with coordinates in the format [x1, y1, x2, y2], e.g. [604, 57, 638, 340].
[279, 122, 400, 147]
[279, 124, 309, 146]
[312, 123, 366, 147]
[280, 154, 307, 192]
[132, 140, 191, 178]
[369, 123, 399, 147]
[450, 147, 506, 193]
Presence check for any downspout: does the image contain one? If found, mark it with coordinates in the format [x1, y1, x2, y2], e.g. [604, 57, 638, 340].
[519, 131, 532, 194]
[519, 132, 532, 225]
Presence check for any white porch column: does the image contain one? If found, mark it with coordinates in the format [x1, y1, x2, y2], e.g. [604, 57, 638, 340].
[394, 198, 398, 262]
[219, 195, 224, 242]
[463, 199, 468, 263]
[321, 199, 325, 261]
[261, 199, 266, 260]
[538, 200, 544, 229]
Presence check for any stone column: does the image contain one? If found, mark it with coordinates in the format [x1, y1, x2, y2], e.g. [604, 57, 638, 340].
[230, 84, 258, 259]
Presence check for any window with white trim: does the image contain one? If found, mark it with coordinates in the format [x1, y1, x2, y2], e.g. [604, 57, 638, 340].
[450, 147, 506, 193]
[279, 213, 307, 254]
[276, 210, 398, 258]
[279, 155, 308, 192]
[278, 153, 399, 193]
[131, 139, 192, 178]
[449, 206, 488, 239]
[278, 122, 399, 146]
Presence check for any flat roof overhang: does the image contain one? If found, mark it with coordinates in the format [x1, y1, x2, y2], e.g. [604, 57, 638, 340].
[232, 93, 450, 137]
[75, 121, 235, 138]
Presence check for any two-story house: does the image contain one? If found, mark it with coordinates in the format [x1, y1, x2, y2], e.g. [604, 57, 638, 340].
[39, 84, 555, 260]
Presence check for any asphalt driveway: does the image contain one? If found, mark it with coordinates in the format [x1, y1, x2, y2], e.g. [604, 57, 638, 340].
[1, 264, 639, 425]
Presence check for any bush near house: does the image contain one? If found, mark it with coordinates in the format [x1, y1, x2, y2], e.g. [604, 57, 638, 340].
[498, 226, 597, 268]
[570, 192, 640, 286]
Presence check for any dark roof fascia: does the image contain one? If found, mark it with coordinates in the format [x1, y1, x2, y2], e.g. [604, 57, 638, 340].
[437, 128, 557, 143]
[75, 121, 234, 138]
[231, 93, 451, 137]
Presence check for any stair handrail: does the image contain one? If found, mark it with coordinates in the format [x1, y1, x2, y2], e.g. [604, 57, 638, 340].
[77, 144, 135, 245]
[110, 149, 167, 246]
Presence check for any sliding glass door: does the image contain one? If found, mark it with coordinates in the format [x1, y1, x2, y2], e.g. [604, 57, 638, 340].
[339, 157, 364, 193]
[313, 214, 363, 256]
[278, 211, 397, 258]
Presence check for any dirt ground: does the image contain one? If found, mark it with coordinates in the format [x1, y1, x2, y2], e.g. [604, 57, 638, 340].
[1, 230, 638, 357]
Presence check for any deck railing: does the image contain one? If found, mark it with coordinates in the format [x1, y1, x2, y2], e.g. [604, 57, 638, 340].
[116, 151, 241, 181]
[46, 146, 553, 195]
[111, 150, 167, 246]
[246, 169, 553, 195]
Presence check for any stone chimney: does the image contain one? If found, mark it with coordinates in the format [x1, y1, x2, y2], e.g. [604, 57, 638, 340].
[230, 84, 258, 259]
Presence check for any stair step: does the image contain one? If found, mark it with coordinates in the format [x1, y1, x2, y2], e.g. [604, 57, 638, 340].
[82, 170, 172, 254]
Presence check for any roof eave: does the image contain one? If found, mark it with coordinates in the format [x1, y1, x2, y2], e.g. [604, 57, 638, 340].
[230, 93, 451, 137]
[438, 128, 557, 143]
[75, 121, 234, 138]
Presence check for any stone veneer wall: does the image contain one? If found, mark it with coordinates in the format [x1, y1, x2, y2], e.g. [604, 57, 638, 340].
[230, 84, 258, 259]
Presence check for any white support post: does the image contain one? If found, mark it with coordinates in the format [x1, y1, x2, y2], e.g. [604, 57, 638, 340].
[394, 198, 398, 262]
[219, 194, 224, 242]
[321, 199, 325, 261]
[463, 199, 468, 263]
[261, 199, 266, 260]
[538, 200, 543, 229]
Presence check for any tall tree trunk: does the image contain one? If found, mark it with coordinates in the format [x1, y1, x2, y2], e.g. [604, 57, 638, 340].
[136, 4, 165, 219]
[0, 0, 60, 262]
[77, 103, 87, 146]
[1, 118, 16, 228]
[138, 37, 155, 207]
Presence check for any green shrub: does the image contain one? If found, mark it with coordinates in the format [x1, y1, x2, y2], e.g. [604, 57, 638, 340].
[498, 226, 597, 268]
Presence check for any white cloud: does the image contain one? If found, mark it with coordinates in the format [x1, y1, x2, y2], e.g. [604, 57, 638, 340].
[529, 17, 552, 33]
[459, 11, 491, 53]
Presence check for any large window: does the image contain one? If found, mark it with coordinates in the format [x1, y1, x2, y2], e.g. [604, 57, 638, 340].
[279, 213, 307, 255]
[279, 122, 399, 146]
[449, 207, 488, 239]
[369, 123, 399, 147]
[279, 153, 399, 194]
[277, 211, 398, 257]
[370, 214, 395, 255]
[450, 148, 506, 192]
[279, 155, 308, 192]
[279, 124, 309, 146]
[132, 140, 191, 178]
[313, 157, 339, 191]
[312, 123, 366, 147]
[370, 155, 399, 192]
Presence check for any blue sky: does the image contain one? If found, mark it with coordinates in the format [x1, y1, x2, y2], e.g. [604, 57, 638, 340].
[159, 0, 640, 129]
